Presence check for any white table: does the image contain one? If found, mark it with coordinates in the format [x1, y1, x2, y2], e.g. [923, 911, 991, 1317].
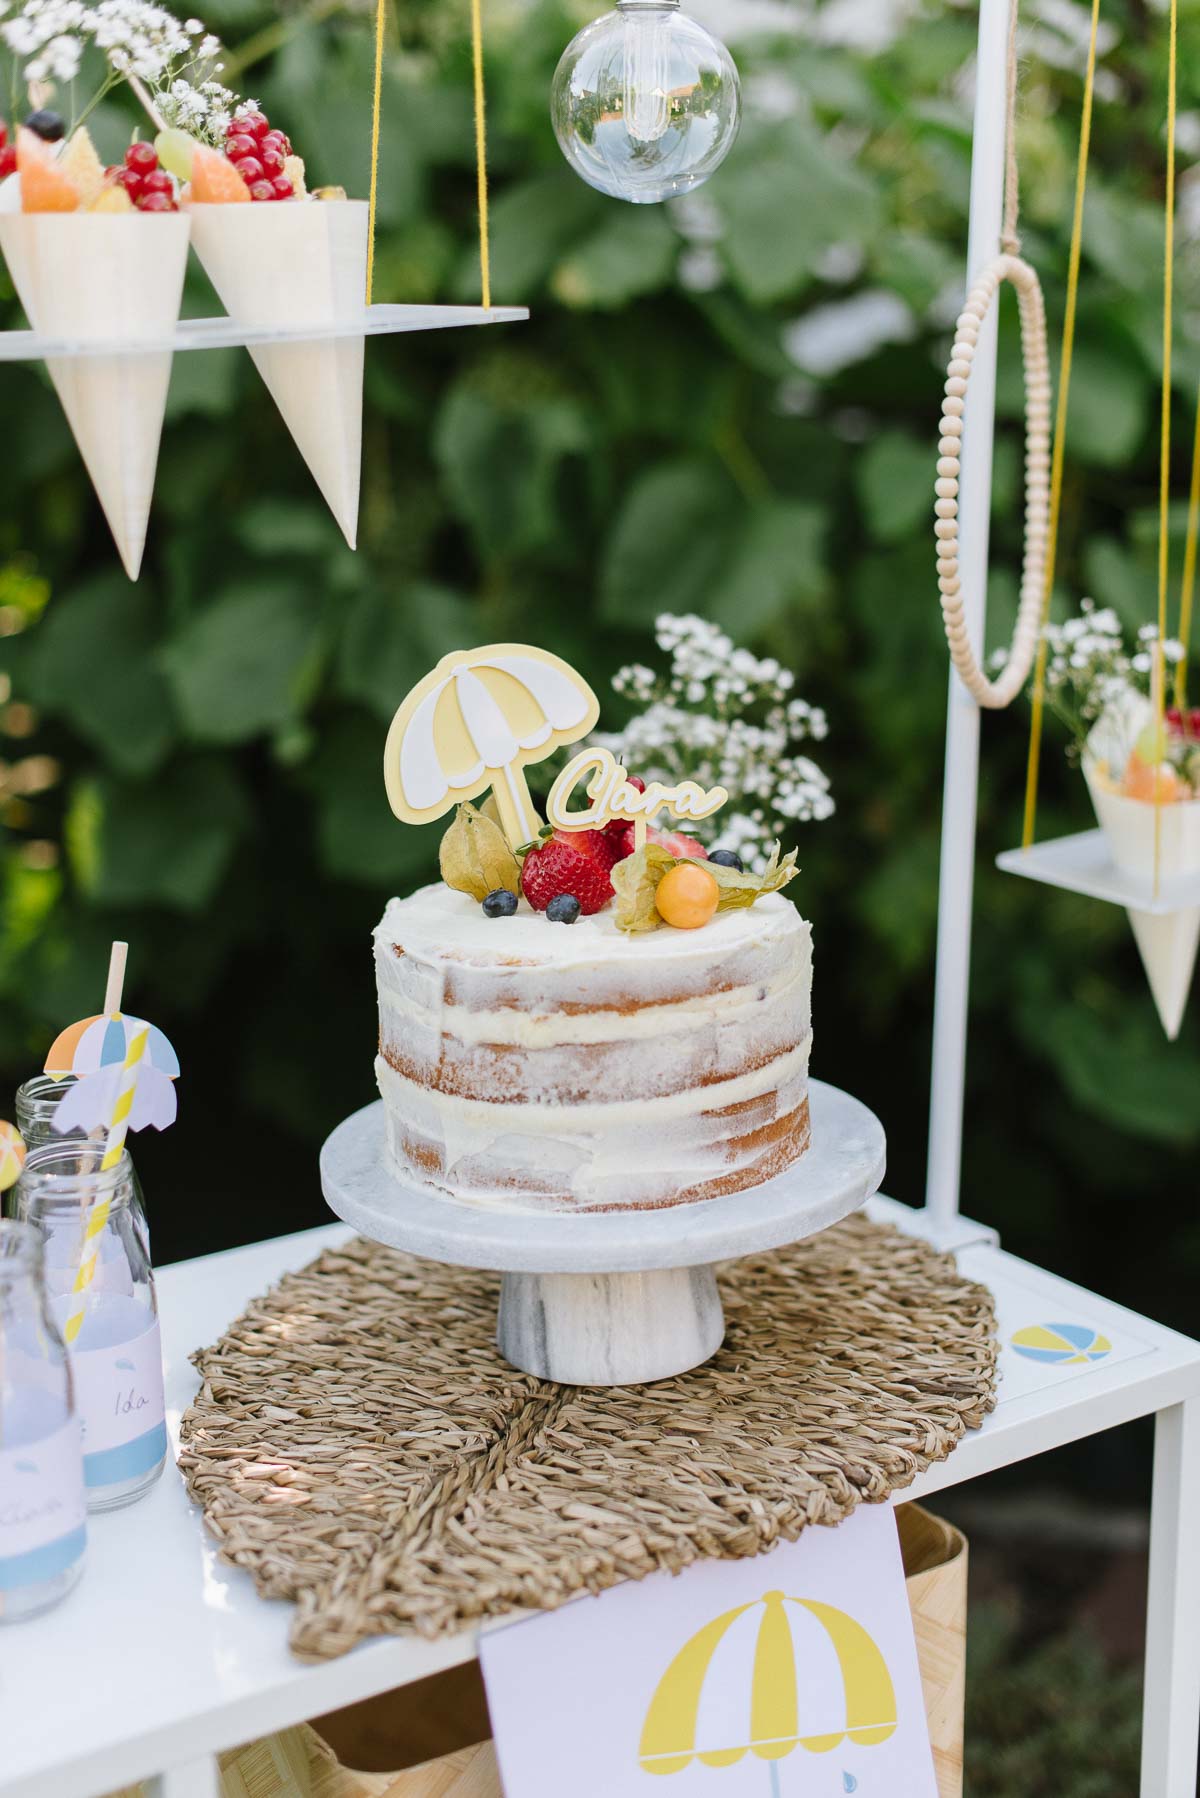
[3, 1198, 1197, 1798]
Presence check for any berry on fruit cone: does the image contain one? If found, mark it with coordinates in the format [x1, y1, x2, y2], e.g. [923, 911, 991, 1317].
[655, 861, 720, 930]
[520, 830, 615, 915]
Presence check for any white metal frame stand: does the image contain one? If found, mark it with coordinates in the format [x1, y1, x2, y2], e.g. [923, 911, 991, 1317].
[917, 0, 1200, 1786]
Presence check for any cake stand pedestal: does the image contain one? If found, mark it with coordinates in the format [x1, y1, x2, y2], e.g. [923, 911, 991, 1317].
[320, 1079, 885, 1387]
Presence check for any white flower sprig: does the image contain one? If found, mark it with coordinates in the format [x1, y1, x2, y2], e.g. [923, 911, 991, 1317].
[595, 613, 834, 872]
[0, 0, 230, 140]
[1010, 598, 1186, 758]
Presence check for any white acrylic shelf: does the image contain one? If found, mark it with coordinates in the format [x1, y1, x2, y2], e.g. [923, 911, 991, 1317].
[997, 829, 1200, 915]
[0, 302, 529, 360]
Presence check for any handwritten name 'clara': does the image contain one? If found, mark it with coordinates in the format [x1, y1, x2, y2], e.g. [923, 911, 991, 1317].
[546, 748, 727, 837]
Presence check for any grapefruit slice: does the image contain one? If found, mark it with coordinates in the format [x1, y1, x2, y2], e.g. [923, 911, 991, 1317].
[17, 127, 80, 212]
[190, 144, 250, 204]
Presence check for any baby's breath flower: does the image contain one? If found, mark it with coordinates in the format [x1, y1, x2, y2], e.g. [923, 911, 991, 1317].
[596, 613, 834, 865]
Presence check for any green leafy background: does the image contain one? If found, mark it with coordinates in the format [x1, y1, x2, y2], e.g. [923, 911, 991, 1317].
[2, 0, 1198, 1394]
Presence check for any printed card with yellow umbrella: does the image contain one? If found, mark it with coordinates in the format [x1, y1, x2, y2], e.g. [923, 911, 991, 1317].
[479, 1506, 937, 1797]
[384, 645, 600, 848]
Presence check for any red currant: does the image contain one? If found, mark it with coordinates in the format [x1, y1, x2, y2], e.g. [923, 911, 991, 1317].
[0, 121, 8, 149]
[233, 110, 269, 140]
[248, 179, 275, 202]
[125, 140, 158, 174]
[225, 133, 258, 161]
[117, 167, 144, 197]
[140, 168, 173, 196]
[1190, 708, 1200, 738]
[233, 155, 264, 185]
[271, 175, 293, 200]
[259, 147, 286, 177]
[0, 144, 15, 180]
[138, 191, 176, 212]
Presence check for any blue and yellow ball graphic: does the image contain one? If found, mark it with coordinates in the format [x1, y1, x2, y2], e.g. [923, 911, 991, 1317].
[1010, 1323, 1112, 1365]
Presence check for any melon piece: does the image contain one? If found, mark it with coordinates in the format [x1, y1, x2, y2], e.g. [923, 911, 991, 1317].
[17, 128, 79, 212]
[155, 128, 200, 182]
[59, 128, 106, 206]
[190, 144, 250, 204]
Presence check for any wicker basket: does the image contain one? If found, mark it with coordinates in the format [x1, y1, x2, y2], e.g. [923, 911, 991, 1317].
[111, 1504, 967, 1798]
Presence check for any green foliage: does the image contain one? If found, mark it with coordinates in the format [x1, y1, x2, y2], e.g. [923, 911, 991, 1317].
[0, 0, 1197, 1317]
[965, 1603, 1141, 1796]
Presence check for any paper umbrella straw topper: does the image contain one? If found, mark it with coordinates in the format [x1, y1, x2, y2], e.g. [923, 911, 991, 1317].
[0, 1122, 26, 1193]
[384, 645, 601, 848]
[44, 941, 181, 1155]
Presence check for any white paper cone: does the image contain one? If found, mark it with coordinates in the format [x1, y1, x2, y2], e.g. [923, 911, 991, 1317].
[0, 212, 189, 580]
[1085, 761, 1200, 1039]
[188, 200, 367, 548]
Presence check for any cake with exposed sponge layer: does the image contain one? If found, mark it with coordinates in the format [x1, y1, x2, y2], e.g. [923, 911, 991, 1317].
[373, 884, 812, 1212]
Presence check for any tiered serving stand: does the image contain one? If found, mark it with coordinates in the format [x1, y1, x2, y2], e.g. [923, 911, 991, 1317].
[320, 1079, 886, 1386]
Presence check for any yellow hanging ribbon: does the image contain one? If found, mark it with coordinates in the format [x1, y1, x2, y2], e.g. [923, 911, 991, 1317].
[469, 0, 492, 310]
[1021, 0, 1100, 848]
[1153, 0, 1178, 898]
[1174, 393, 1199, 711]
[365, 0, 387, 306]
[365, 0, 492, 309]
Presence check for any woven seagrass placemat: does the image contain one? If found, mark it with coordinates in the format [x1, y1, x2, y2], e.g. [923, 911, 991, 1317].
[179, 1215, 997, 1661]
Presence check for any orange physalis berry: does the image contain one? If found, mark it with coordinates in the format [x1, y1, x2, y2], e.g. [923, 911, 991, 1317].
[655, 861, 720, 930]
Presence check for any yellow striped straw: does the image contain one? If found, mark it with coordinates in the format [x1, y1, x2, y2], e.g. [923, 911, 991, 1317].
[63, 1026, 148, 1347]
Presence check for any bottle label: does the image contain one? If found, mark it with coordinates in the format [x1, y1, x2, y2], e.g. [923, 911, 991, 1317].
[0, 1418, 87, 1591]
[71, 1316, 168, 1489]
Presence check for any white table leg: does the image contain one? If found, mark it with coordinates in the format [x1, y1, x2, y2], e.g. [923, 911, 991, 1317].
[146, 1755, 221, 1798]
[1141, 1398, 1200, 1797]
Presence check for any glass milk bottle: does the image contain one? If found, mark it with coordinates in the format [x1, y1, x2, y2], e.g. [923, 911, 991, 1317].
[15, 1075, 82, 1151]
[12, 1077, 151, 1257]
[0, 1219, 87, 1620]
[15, 1145, 167, 1511]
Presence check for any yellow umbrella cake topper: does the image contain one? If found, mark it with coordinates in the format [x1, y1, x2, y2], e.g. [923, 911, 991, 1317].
[384, 645, 600, 848]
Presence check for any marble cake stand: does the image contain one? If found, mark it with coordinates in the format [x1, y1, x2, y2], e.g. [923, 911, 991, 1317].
[319, 1079, 885, 1387]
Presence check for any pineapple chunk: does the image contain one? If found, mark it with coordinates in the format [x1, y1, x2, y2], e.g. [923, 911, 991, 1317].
[59, 128, 107, 206]
[87, 184, 134, 214]
[283, 154, 306, 199]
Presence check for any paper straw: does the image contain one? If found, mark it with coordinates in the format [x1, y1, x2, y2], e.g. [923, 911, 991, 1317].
[103, 941, 128, 1019]
[63, 1026, 147, 1347]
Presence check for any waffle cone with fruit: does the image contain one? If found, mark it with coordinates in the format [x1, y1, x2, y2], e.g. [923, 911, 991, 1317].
[184, 109, 365, 548]
[1084, 704, 1200, 1039]
[0, 126, 188, 579]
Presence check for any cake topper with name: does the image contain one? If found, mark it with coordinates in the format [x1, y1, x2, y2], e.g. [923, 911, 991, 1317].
[547, 747, 728, 851]
[384, 645, 600, 849]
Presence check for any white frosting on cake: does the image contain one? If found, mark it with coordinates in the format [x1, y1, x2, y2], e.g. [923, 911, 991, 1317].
[373, 884, 813, 1212]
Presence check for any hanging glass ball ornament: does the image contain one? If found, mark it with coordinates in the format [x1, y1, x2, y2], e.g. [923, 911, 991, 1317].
[551, 0, 740, 205]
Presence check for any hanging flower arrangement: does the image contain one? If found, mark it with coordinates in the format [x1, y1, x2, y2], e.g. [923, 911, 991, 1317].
[1028, 600, 1195, 800]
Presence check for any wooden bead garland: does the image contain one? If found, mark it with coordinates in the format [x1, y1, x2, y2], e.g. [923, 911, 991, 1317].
[935, 252, 1052, 709]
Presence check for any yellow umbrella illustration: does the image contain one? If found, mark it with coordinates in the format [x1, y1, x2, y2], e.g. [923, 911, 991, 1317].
[639, 1589, 896, 1795]
[383, 645, 600, 848]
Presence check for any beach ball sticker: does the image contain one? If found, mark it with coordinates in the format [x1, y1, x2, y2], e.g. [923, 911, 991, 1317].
[638, 1588, 896, 1789]
[1011, 1323, 1112, 1365]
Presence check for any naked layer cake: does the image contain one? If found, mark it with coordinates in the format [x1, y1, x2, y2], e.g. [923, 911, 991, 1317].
[374, 882, 812, 1212]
